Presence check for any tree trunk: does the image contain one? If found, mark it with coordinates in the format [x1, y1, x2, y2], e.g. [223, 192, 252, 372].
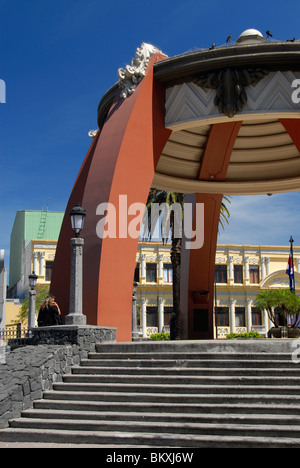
[171, 236, 182, 340]
[267, 307, 278, 327]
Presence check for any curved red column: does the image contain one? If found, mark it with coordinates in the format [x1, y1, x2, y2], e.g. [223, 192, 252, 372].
[187, 193, 223, 339]
[184, 122, 242, 339]
[51, 53, 171, 342]
[280, 119, 300, 152]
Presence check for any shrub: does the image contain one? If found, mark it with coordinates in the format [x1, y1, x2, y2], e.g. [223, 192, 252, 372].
[17, 285, 50, 324]
[226, 331, 263, 339]
[150, 332, 170, 341]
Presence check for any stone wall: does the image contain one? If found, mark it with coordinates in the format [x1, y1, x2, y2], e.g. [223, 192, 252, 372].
[29, 325, 117, 353]
[0, 325, 116, 429]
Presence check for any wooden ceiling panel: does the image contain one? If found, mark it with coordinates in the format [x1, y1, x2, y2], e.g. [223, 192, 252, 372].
[154, 117, 300, 195]
[156, 154, 200, 179]
[226, 158, 300, 181]
[231, 144, 299, 162]
[162, 140, 203, 162]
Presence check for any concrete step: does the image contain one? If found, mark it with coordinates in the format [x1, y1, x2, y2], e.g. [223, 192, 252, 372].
[94, 340, 298, 354]
[80, 357, 298, 369]
[32, 398, 300, 416]
[53, 381, 300, 397]
[72, 365, 300, 377]
[42, 389, 300, 406]
[84, 351, 299, 367]
[63, 373, 300, 387]
[8, 417, 300, 439]
[1, 426, 300, 447]
[89, 352, 295, 361]
[2, 340, 300, 447]
[21, 408, 300, 426]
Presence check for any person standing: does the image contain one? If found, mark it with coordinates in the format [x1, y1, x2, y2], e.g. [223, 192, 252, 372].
[38, 296, 62, 327]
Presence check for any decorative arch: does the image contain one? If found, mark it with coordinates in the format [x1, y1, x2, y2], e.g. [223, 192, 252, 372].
[260, 270, 300, 290]
[51, 50, 171, 342]
[51, 37, 300, 341]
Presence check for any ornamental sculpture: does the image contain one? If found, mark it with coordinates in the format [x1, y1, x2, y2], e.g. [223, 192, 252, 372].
[194, 68, 269, 117]
[118, 43, 163, 99]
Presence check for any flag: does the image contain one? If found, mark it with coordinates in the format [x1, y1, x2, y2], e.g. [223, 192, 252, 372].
[286, 243, 295, 292]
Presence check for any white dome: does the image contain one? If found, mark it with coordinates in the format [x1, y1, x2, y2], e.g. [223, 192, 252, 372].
[236, 29, 265, 44]
[240, 29, 263, 38]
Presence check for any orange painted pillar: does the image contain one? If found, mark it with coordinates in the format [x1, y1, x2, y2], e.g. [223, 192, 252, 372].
[51, 53, 171, 342]
[184, 122, 242, 339]
[280, 119, 300, 152]
[187, 193, 223, 339]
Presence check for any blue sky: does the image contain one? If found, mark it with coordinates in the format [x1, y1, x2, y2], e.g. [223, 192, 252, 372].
[1, 0, 300, 267]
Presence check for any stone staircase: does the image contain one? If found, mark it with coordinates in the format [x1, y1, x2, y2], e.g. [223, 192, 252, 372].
[1, 340, 300, 447]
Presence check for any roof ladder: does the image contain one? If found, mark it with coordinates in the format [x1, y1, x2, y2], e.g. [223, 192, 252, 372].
[37, 211, 47, 239]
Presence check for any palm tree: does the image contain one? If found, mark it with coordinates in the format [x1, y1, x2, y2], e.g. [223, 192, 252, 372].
[144, 190, 184, 340]
[144, 190, 231, 340]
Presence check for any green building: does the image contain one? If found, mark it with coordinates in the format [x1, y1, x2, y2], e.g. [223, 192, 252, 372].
[9, 211, 64, 298]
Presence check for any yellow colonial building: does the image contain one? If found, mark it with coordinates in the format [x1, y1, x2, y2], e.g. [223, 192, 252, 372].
[214, 244, 300, 338]
[134, 242, 300, 339]
[2, 239, 57, 337]
[135, 241, 173, 338]
[29, 239, 57, 288]
[4, 223, 300, 340]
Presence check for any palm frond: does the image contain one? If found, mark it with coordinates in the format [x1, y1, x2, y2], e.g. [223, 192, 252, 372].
[144, 190, 185, 242]
[219, 196, 231, 232]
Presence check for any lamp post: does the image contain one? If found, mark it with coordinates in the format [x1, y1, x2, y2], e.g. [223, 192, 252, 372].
[28, 271, 38, 330]
[288, 235, 295, 293]
[132, 281, 138, 341]
[65, 202, 87, 326]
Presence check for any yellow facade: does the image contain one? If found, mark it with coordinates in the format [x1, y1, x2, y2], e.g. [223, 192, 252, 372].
[5, 300, 22, 326]
[4, 240, 57, 331]
[135, 242, 300, 338]
[214, 244, 300, 338]
[5, 239, 300, 340]
[1, 300, 24, 344]
[135, 241, 173, 337]
[30, 239, 57, 288]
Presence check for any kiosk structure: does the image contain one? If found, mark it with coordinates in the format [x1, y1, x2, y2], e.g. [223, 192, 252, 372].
[51, 30, 300, 341]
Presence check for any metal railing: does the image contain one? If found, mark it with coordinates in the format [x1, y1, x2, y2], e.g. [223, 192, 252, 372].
[0, 324, 29, 346]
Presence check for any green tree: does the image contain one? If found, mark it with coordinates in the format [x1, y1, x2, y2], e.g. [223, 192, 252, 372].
[255, 288, 300, 327]
[15, 285, 50, 325]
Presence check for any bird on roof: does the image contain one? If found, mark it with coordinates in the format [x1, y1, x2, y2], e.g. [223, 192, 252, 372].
[286, 38, 296, 42]
[226, 34, 232, 43]
[266, 30, 273, 38]
[209, 43, 216, 50]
